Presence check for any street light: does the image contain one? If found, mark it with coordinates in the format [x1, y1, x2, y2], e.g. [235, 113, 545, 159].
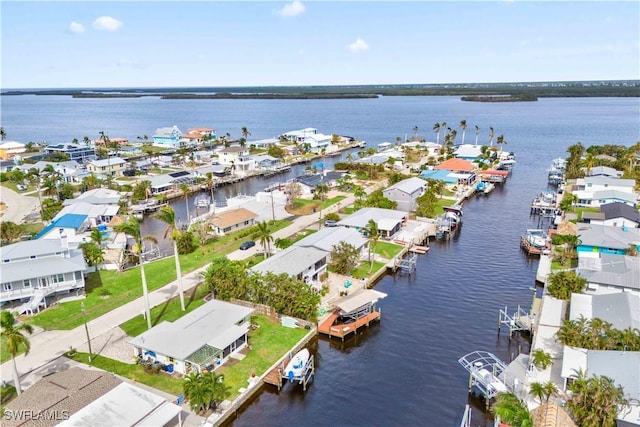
[81, 302, 93, 363]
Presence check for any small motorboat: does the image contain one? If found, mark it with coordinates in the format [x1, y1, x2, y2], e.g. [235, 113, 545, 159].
[285, 348, 310, 380]
[194, 194, 211, 209]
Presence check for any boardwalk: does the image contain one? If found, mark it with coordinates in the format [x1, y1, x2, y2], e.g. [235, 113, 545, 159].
[317, 311, 381, 341]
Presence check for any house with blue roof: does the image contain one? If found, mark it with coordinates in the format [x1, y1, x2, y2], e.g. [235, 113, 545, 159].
[153, 125, 183, 149]
[36, 213, 91, 242]
[420, 169, 458, 184]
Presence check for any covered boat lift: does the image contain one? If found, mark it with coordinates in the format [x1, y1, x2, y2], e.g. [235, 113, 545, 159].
[318, 289, 387, 340]
[458, 351, 517, 407]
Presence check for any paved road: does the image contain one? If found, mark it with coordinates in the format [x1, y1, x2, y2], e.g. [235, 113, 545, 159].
[0, 187, 40, 223]
[0, 191, 357, 388]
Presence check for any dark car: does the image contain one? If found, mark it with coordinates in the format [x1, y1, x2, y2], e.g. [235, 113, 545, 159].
[239, 240, 256, 250]
[324, 220, 338, 227]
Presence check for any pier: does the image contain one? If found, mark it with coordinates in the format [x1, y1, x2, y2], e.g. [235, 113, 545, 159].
[458, 351, 517, 407]
[520, 235, 544, 256]
[317, 289, 387, 341]
[263, 353, 315, 391]
[497, 305, 535, 339]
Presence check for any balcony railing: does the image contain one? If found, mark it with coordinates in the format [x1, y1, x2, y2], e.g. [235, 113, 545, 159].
[0, 279, 84, 303]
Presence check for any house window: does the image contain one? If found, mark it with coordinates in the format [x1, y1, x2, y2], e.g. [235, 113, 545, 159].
[3, 283, 12, 291]
[23, 280, 31, 288]
[52, 274, 64, 283]
[30, 255, 36, 259]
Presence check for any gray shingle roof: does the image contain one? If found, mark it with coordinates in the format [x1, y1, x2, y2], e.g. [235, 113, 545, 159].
[587, 350, 640, 400]
[600, 202, 640, 223]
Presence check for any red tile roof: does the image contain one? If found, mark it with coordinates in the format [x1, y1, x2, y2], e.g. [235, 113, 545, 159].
[434, 158, 476, 172]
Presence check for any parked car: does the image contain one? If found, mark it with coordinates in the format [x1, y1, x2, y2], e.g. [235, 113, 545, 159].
[16, 184, 26, 191]
[239, 240, 256, 250]
[324, 220, 338, 227]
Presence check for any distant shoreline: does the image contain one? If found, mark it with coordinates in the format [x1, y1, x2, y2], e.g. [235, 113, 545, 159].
[2, 80, 639, 98]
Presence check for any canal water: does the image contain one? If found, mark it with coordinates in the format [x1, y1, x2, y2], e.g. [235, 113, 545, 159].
[2, 94, 638, 425]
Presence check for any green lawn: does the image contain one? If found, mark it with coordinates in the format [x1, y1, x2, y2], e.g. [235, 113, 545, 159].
[29, 220, 291, 330]
[351, 261, 386, 279]
[373, 241, 404, 259]
[67, 314, 308, 400]
[321, 195, 346, 209]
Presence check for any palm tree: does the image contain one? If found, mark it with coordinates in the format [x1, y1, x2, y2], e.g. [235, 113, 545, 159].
[566, 369, 628, 427]
[183, 372, 209, 413]
[459, 120, 467, 144]
[496, 134, 507, 154]
[205, 172, 215, 208]
[90, 227, 105, 247]
[241, 126, 251, 141]
[114, 216, 156, 330]
[180, 183, 191, 221]
[433, 122, 441, 145]
[491, 392, 534, 427]
[83, 136, 90, 146]
[488, 127, 495, 147]
[529, 381, 557, 404]
[413, 125, 419, 140]
[0, 126, 6, 141]
[474, 125, 480, 146]
[155, 206, 186, 312]
[364, 219, 380, 272]
[253, 221, 273, 258]
[1, 310, 34, 395]
[531, 349, 553, 370]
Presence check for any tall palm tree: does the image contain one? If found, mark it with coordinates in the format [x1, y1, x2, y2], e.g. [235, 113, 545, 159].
[459, 120, 467, 144]
[114, 216, 156, 330]
[1, 310, 34, 395]
[155, 206, 186, 311]
[205, 172, 215, 209]
[253, 221, 273, 258]
[83, 136, 90, 146]
[241, 126, 251, 141]
[180, 183, 191, 222]
[433, 122, 441, 145]
[474, 125, 480, 146]
[90, 227, 105, 247]
[364, 219, 380, 272]
[496, 134, 507, 154]
[413, 125, 419, 140]
[0, 126, 6, 141]
[488, 127, 495, 147]
[491, 392, 534, 427]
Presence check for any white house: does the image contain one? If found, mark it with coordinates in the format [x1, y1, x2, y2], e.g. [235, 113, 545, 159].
[16, 160, 87, 183]
[576, 252, 640, 295]
[35, 213, 92, 243]
[128, 299, 254, 375]
[208, 208, 258, 235]
[250, 245, 328, 290]
[382, 177, 426, 212]
[338, 207, 409, 239]
[295, 226, 369, 260]
[54, 202, 119, 228]
[217, 146, 254, 174]
[63, 187, 122, 206]
[587, 202, 640, 228]
[572, 176, 637, 208]
[0, 237, 87, 314]
[43, 143, 96, 163]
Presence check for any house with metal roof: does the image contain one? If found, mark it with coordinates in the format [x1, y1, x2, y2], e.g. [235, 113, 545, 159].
[575, 223, 640, 255]
[250, 245, 328, 290]
[572, 176, 638, 208]
[295, 171, 344, 194]
[382, 177, 426, 212]
[0, 237, 87, 313]
[588, 202, 640, 228]
[577, 252, 640, 295]
[36, 213, 91, 241]
[209, 207, 258, 235]
[148, 171, 195, 194]
[420, 169, 459, 184]
[43, 143, 96, 163]
[585, 165, 623, 178]
[453, 144, 483, 160]
[129, 299, 254, 375]
[54, 202, 119, 228]
[152, 125, 183, 149]
[63, 187, 122, 206]
[295, 226, 369, 258]
[337, 207, 408, 239]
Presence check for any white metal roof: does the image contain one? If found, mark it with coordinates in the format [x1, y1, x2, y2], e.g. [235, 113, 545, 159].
[336, 289, 387, 314]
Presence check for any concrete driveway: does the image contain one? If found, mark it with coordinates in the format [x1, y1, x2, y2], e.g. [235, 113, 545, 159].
[0, 187, 40, 223]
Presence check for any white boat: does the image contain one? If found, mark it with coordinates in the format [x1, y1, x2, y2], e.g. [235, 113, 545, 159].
[482, 182, 495, 195]
[524, 229, 548, 249]
[285, 348, 310, 380]
[194, 194, 211, 209]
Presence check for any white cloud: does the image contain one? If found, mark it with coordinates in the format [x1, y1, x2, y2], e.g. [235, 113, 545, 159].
[276, 0, 305, 18]
[93, 16, 123, 31]
[346, 38, 369, 53]
[69, 22, 85, 34]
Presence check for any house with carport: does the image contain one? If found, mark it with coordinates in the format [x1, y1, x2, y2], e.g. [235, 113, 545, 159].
[148, 171, 195, 194]
[382, 177, 426, 212]
[338, 207, 408, 239]
[129, 299, 254, 375]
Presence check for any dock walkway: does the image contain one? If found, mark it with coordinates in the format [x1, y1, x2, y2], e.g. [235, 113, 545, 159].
[317, 311, 381, 341]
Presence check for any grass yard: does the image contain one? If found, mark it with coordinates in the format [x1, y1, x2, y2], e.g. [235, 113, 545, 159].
[0, 340, 29, 364]
[373, 241, 404, 259]
[29, 220, 291, 330]
[66, 352, 184, 396]
[287, 196, 346, 216]
[351, 261, 386, 279]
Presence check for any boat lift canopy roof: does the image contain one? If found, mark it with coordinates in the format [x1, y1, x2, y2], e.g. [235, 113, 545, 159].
[335, 289, 387, 316]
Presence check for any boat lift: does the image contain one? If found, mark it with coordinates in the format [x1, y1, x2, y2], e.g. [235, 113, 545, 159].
[280, 354, 315, 391]
[458, 351, 517, 407]
[498, 305, 534, 339]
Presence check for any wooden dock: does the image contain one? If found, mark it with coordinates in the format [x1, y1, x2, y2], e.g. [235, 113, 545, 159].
[520, 236, 543, 256]
[318, 311, 381, 341]
[409, 245, 429, 255]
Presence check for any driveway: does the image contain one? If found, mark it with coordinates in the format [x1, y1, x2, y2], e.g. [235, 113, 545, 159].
[0, 187, 40, 223]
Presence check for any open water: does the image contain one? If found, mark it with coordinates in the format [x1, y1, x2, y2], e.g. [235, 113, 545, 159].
[2, 94, 639, 426]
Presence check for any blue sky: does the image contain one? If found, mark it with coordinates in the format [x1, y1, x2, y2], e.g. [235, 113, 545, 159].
[2, 1, 639, 89]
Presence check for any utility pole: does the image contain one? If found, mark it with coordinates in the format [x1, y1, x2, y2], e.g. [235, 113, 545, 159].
[81, 302, 93, 362]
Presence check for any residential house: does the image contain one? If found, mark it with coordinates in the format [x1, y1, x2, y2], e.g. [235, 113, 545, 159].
[575, 223, 640, 256]
[208, 208, 258, 235]
[295, 171, 344, 194]
[279, 128, 331, 153]
[250, 245, 328, 290]
[148, 171, 195, 195]
[585, 165, 623, 178]
[572, 176, 637, 208]
[252, 154, 282, 170]
[43, 143, 96, 163]
[0, 141, 26, 159]
[188, 127, 216, 139]
[0, 159, 16, 173]
[16, 160, 87, 183]
[382, 177, 426, 212]
[295, 226, 369, 260]
[54, 202, 119, 228]
[250, 138, 279, 149]
[453, 144, 483, 160]
[192, 164, 228, 179]
[152, 125, 183, 149]
[63, 188, 122, 206]
[433, 157, 477, 185]
[36, 213, 91, 243]
[3, 368, 183, 427]
[86, 157, 127, 177]
[338, 207, 408, 239]
[280, 128, 319, 143]
[576, 252, 640, 295]
[587, 202, 640, 228]
[217, 146, 253, 173]
[420, 169, 459, 184]
[0, 237, 87, 313]
[129, 299, 254, 375]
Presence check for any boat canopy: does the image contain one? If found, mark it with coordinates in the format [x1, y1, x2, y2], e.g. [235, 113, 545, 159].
[335, 289, 387, 315]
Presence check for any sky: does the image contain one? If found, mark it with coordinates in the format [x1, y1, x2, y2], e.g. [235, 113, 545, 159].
[1, 1, 639, 89]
